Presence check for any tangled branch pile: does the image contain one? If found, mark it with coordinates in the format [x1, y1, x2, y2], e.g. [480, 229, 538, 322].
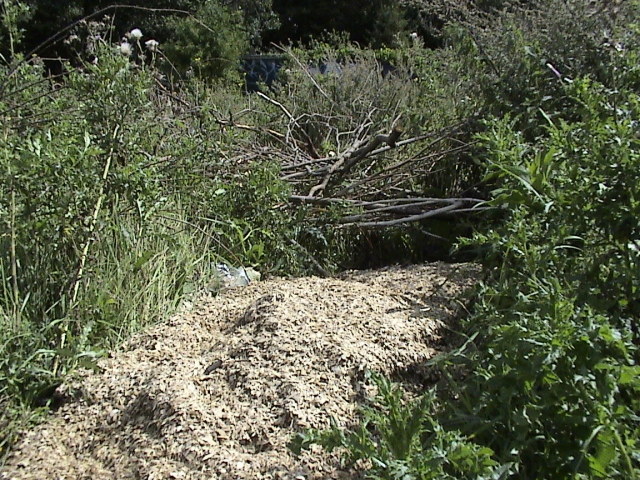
[204, 46, 486, 229]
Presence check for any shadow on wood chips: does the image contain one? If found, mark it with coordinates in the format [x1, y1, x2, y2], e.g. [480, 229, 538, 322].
[1, 262, 479, 480]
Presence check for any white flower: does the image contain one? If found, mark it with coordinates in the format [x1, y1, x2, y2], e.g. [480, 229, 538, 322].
[129, 28, 143, 40]
[145, 39, 159, 52]
[409, 32, 419, 40]
[119, 41, 132, 56]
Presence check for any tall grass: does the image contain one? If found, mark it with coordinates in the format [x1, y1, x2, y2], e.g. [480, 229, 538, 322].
[0, 202, 217, 459]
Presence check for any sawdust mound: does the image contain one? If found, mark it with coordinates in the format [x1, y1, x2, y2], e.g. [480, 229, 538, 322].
[1, 263, 479, 480]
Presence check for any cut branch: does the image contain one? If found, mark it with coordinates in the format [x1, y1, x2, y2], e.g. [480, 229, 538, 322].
[214, 116, 285, 141]
[340, 200, 465, 228]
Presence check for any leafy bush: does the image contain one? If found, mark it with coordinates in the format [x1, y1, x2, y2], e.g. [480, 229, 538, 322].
[449, 0, 639, 137]
[451, 72, 640, 479]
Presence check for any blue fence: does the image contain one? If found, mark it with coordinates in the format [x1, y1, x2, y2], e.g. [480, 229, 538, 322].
[241, 55, 397, 92]
[241, 55, 286, 92]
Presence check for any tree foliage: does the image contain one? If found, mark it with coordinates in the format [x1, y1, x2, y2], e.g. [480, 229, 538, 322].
[264, 0, 409, 47]
[162, 0, 249, 80]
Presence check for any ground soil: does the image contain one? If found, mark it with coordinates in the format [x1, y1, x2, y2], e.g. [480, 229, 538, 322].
[1, 262, 479, 480]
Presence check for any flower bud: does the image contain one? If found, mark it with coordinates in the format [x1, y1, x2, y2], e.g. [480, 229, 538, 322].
[119, 42, 132, 56]
[145, 39, 159, 52]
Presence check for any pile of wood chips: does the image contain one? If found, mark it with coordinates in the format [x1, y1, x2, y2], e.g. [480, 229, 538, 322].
[1, 262, 479, 480]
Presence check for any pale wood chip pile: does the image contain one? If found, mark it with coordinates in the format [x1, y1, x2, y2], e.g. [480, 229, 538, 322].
[1, 262, 479, 480]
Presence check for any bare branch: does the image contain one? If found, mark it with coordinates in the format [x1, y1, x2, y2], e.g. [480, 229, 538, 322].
[307, 125, 404, 197]
[339, 201, 465, 228]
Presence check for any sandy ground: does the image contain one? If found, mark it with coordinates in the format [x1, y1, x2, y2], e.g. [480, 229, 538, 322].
[1, 262, 479, 480]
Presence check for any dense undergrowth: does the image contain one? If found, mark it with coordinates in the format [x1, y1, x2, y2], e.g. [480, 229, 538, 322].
[0, 32, 298, 456]
[1, 0, 639, 478]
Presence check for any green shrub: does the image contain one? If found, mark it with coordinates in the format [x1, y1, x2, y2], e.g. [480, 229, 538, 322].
[447, 0, 639, 137]
[450, 73, 640, 479]
[202, 161, 303, 271]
